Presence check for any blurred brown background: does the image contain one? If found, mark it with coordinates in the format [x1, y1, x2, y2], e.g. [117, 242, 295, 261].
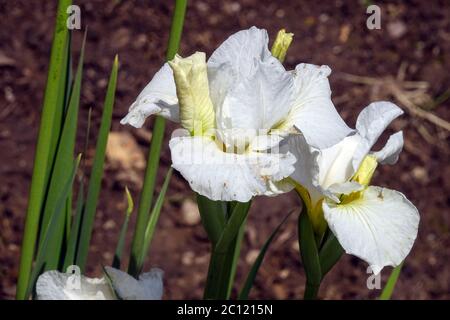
[0, 0, 449, 299]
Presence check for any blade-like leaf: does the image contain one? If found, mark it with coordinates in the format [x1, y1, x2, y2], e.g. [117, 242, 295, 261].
[112, 187, 134, 269]
[76, 56, 118, 271]
[227, 217, 246, 297]
[46, 31, 71, 184]
[196, 194, 226, 245]
[379, 263, 404, 300]
[203, 201, 252, 300]
[318, 229, 344, 278]
[215, 201, 251, 254]
[63, 106, 92, 270]
[38, 30, 86, 271]
[128, 0, 187, 277]
[137, 168, 173, 273]
[63, 180, 84, 270]
[26, 154, 81, 299]
[16, 0, 72, 299]
[238, 210, 294, 300]
[298, 206, 322, 299]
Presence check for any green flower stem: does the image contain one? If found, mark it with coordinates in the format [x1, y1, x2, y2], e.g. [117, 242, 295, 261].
[128, 0, 187, 277]
[304, 283, 320, 300]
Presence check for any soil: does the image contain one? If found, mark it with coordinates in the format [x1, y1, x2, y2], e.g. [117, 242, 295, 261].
[0, 0, 449, 299]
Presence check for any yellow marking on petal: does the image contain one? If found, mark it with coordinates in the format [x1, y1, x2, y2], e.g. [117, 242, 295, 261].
[341, 155, 378, 204]
[289, 178, 327, 236]
[271, 29, 294, 63]
[168, 52, 215, 136]
[353, 155, 378, 187]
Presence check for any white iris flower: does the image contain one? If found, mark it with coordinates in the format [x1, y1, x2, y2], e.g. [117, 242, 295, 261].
[36, 267, 163, 300]
[121, 27, 351, 202]
[289, 101, 420, 274]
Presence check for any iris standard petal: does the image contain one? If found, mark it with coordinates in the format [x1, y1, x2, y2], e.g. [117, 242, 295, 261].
[279, 63, 353, 148]
[207, 26, 275, 79]
[352, 101, 403, 170]
[372, 131, 404, 165]
[217, 58, 293, 148]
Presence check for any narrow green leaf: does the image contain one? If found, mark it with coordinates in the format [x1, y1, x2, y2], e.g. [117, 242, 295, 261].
[137, 168, 173, 273]
[196, 194, 226, 245]
[46, 31, 71, 184]
[215, 201, 251, 254]
[203, 201, 252, 300]
[379, 263, 403, 300]
[63, 105, 91, 270]
[112, 187, 134, 269]
[38, 30, 86, 271]
[26, 154, 81, 299]
[128, 0, 187, 277]
[76, 56, 118, 271]
[318, 230, 344, 278]
[298, 206, 322, 299]
[238, 211, 293, 300]
[63, 181, 84, 270]
[16, 0, 72, 300]
[226, 217, 247, 297]
[204, 239, 238, 300]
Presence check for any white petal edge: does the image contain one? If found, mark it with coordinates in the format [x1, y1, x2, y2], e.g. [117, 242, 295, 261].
[104, 267, 163, 300]
[36, 270, 115, 300]
[169, 129, 296, 202]
[283, 63, 353, 148]
[372, 131, 404, 165]
[323, 186, 420, 274]
[207, 26, 274, 79]
[121, 63, 179, 128]
[352, 101, 403, 170]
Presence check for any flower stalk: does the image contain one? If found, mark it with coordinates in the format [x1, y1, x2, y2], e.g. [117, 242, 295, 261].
[128, 0, 188, 277]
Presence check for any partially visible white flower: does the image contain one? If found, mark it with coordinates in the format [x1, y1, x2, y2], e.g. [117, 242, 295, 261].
[36, 267, 163, 300]
[289, 101, 420, 274]
[121, 26, 351, 202]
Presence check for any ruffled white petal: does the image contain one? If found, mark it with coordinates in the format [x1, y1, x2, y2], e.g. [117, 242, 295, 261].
[216, 58, 293, 149]
[280, 63, 353, 148]
[323, 186, 420, 274]
[121, 63, 179, 128]
[36, 270, 115, 300]
[104, 267, 163, 300]
[372, 131, 404, 165]
[352, 101, 403, 170]
[207, 26, 275, 79]
[169, 130, 296, 202]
